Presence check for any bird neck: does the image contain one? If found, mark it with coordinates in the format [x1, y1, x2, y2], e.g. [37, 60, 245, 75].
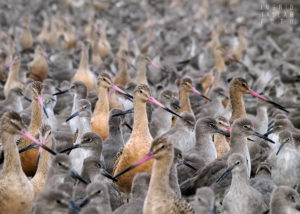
[231, 169, 249, 189]
[32, 137, 53, 183]
[213, 50, 225, 72]
[179, 89, 192, 114]
[1, 131, 24, 176]
[78, 49, 89, 72]
[109, 123, 123, 142]
[100, 25, 107, 41]
[148, 154, 174, 196]
[117, 58, 129, 78]
[78, 117, 91, 139]
[229, 131, 247, 153]
[132, 100, 151, 138]
[7, 61, 20, 81]
[195, 132, 212, 149]
[94, 86, 109, 112]
[229, 89, 246, 124]
[136, 59, 148, 85]
[29, 96, 43, 136]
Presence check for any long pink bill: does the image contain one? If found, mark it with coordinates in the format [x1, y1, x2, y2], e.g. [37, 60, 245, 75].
[148, 96, 182, 118]
[38, 95, 49, 118]
[19, 131, 56, 155]
[35, 138, 46, 167]
[113, 152, 154, 179]
[191, 87, 212, 102]
[248, 90, 289, 113]
[150, 61, 160, 69]
[109, 84, 133, 99]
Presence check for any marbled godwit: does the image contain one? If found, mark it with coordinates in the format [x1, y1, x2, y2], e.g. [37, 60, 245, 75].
[113, 84, 181, 194]
[98, 21, 111, 58]
[0, 112, 36, 214]
[269, 186, 300, 214]
[48, 17, 58, 47]
[71, 43, 96, 91]
[216, 153, 268, 214]
[20, 15, 33, 49]
[214, 116, 230, 158]
[135, 55, 158, 85]
[4, 54, 24, 98]
[27, 45, 48, 82]
[31, 124, 53, 198]
[114, 137, 195, 214]
[114, 50, 131, 87]
[63, 17, 77, 50]
[102, 109, 125, 173]
[18, 81, 46, 176]
[229, 77, 288, 125]
[91, 73, 111, 140]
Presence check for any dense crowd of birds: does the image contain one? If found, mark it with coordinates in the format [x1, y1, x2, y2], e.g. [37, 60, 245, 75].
[0, 0, 300, 213]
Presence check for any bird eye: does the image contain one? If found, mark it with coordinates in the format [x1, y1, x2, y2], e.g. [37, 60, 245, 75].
[209, 123, 215, 128]
[97, 190, 101, 194]
[58, 162, 62, 166]
[161, 145, 165, 149]
[242, 83, 247, 87]
[243, 125, 249, 129]
[289, 194, 295, 202]
[139, 90, 143, 93]
[56, 200, 62, 204]
[236, 161, 240, 165]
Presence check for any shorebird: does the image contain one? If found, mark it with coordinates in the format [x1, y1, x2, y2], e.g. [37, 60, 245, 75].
[67, 132, 102, 174]
[180, 118, 275, 196]
[113, 84, 180, 194]
[0, 87, 24, 117]
[114, 50, 131, 87]
[189, 117, 230, 164]
[71, 43, 96, 91]
[161, 111, 196, 153]
[102, 108, 125, 173]
[0, 112, 36, 214]
[4, 54, 24, 98]
[150, 89, 177, 138]
[114, 137, 195, 214]
[269, 186, 300, 214]
[214, 116, 230, 158]
[20, 15, 33, 49]
[31, 124, 53, 198]
[18, 81, 46, 176]
[31, 189, 70, 214]
[27, 45, 48, 82]
[217, 153, 268, 214]
[190, 187, 215, 214]
[113, 172, 151, 214]
[229, 77, 288, 125]
[267, 130, 300, 188]
[91, 73, 112, 140]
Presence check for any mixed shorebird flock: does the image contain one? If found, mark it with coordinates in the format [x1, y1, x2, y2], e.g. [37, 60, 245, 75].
[0, 0, 300, 213]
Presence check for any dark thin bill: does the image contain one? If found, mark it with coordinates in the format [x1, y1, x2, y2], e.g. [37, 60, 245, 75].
[276, 143, 285, 155]
[69, 169, 89, 184]
[19, 143, 36, 153]
[53, 89, 70, 96]
[68, 199, 81, 213]
[253, 131, 275, 144]
[43, 105, 49, 118]
[267, 100, 289, 113]
[23, 96, 32, 102]
[101, 168, 118, 182]
[264, 129, 274, 137]
[66, 111, 80, 122]
[113, 152, 154, 179]
[191, 88, 212, 102]
[183, 160, 197, 171]
[123, 122, 132, 132]
[35, 152, 41, 167]
[215, 128, 230, 137]
[216, 167, 233, 183]
[112, 108, 134, 117]
[59, 144, 82, 153]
